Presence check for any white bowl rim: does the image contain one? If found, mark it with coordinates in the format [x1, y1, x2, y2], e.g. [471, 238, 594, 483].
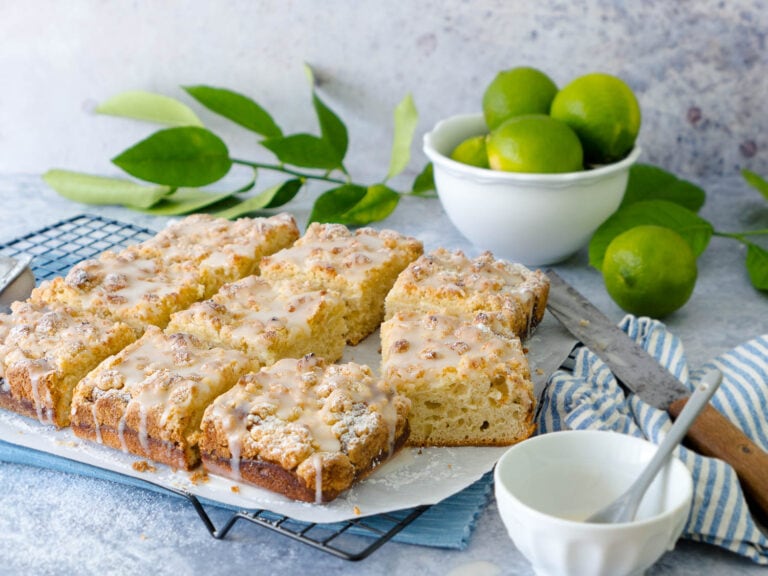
[493, 430, 694, 531]
[424, 112, 642, 184]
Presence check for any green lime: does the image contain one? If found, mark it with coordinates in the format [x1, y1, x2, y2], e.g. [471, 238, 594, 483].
[450, 134, 490, 168]
[485, 114, 583, 174]
[482, 67, 558, 131]
[602, 225, 697, 318]
[550, 72, 641, 164]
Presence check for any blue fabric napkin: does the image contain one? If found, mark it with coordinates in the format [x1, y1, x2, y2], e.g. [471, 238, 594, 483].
[538, 315, 768, 565]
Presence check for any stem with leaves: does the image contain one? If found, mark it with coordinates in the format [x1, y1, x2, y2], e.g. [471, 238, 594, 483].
[230, 158, 347, 185]
[43, 64, 435, 227]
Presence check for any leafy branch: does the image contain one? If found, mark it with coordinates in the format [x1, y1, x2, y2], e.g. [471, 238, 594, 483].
[43, 65, 435, 226]
[588, 165, 768, 292]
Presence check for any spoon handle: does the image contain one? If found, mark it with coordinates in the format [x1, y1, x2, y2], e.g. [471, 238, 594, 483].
[669, 372, 768, 524]
[630, 369, 722, 507]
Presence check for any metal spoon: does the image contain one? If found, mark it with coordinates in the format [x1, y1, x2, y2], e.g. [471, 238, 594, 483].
[587, 368, 723, 524]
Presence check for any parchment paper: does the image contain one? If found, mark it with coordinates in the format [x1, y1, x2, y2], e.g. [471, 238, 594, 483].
[0, 314, 574, 523]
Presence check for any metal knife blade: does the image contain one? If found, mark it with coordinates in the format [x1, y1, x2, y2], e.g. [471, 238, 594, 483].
[544, 269, 768, 524]
[0, 254, 34, 311]
[544, 270, 685, 410]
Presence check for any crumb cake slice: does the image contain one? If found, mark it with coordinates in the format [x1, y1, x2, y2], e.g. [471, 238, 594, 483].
[384, 248, 550, 339]
[166, 276, 346, 366]
[29, 246, 206, 332]
[380, 311, 535, 447]
[138, 213, 300, 297]
[260, 223, 423, 345]
[199, 354, 411, 503]
[71, 327, 255, 469]
[0, 301, 136, 427]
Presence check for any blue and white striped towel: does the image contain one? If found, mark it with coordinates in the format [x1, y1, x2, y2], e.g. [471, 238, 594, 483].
[537, 315, 768, 565]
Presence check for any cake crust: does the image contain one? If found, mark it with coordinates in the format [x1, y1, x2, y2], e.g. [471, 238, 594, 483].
[29, 214, 300, 330]
[385, 248, 550, 339]
[167, 276, 347, 365]
[0, 302, 136, 427]
[199, 354, 410, 502]
[201, 422, 410, 502]
[29, 247, 205, 332]
[71, 327, 255, 469]
[138, 213, 300, 297]
[260, 223, 423, 345]
[381, 311, 535, 447]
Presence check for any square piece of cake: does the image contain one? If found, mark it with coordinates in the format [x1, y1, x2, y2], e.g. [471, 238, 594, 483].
[29, 214, 300, 331]
[29, 247, 206, 333]
[0, 301, 136, 427]
[384, 248, 550, 339]
[199, 354, 411, 502]
[138, 213, 300, 297]
[380, 311, 535, 447]
[260, 223, 423, 345]
[70, 327, 255, 469]
[166, 276, 346, 366]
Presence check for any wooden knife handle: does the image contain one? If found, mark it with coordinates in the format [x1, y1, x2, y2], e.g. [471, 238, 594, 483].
[669, 398, 768, 523]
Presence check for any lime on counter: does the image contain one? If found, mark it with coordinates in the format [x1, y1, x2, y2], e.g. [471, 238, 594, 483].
[602, 225, 697, 317]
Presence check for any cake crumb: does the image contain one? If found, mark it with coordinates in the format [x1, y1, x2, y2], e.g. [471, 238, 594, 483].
[579, 318, 590, 327]
[132, 460, 156, 473]
[230, 485, 240, 493]
[535, 368, 545, 376]
[189, 470, 210, 485]
[353, 505, 361, 516]
[55, 439, 79, 448]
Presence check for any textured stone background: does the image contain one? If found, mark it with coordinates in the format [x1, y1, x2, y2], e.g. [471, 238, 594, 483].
[0, 0, 766, 184]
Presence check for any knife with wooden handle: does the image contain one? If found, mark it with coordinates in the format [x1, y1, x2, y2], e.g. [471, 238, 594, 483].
[545, 269, 768, 523]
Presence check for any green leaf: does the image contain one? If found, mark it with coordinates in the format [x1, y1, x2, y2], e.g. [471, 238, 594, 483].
[308, 184, 367, 224]
[589, 200, 714, 270]
[213, 179, 304, 219]
[411, 162, 436, 197]
[96, 91, 203, 127]
[387, 93, 418, 180]
[261, 133, 342, 170]
[313, 93, 348, 165]
[338, 184, 401, 225]
[746, 243, 768, 290]
[304, 65, 349, 166]
[138, 176, 256, 216]
[308, 184, 400, 226]
[262, 178, 304, 208]
[620, 164, 706, 212]
[742, 169, 768, 201]
[183, 85, 282, 138]
[42, 169, 172, 208]
[138, 188, 236, 216]
[112, 126, 232, 187]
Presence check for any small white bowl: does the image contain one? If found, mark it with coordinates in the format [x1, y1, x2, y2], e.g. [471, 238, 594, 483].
[423, 114, 641, 266]
[494, 430, 692, 576]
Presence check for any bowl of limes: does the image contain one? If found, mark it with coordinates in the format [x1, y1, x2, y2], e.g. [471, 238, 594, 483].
[423, 67, 642, 266]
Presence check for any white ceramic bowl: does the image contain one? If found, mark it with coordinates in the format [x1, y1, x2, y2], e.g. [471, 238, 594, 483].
[494, 430, 693, 576]
[423, 114, 642, 266]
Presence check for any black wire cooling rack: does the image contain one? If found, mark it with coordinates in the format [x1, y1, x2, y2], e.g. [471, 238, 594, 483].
[0, 213, 429, 561]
